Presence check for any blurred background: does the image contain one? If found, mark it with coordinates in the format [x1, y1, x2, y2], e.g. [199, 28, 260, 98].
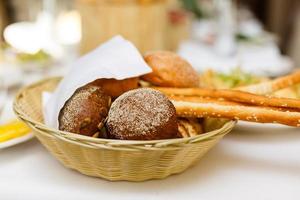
[0, 0, 299, 122]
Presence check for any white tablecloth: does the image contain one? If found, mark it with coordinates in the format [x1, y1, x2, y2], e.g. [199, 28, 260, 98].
[1, 122, 300, 200]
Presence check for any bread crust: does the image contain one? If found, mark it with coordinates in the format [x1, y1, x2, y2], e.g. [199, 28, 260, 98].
[154, 87, 300, 110]
[142, 51, 199, 87]
[171, 96, 300, 127]
[91, 77, 139, 98]
[106, 88, 179, 140]
[58, 84, 111, 136]
[238, 70, 300, 94]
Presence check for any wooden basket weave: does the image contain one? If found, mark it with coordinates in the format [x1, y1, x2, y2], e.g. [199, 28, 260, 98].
[77, 0, 168, 54]
[13, 77, 236, 181]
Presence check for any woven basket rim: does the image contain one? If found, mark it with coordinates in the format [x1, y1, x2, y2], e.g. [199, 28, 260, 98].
[13, 77, 237, 149]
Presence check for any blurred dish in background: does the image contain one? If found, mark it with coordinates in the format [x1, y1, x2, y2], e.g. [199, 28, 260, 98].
[0, 78, 33, 149]
[178, 40, 293, 77]
[0, 90, 33, 149]
[0, 120, 33, 149]
[200, 68, 300, 98]
[234, 120, 291, 134]
[177, 1, 293, 77]
[0, 65, 34, 149]
[1, 43, 53, 72]
[1, 0, 81, 74]
[3, 22, 43, 54]
[199, 68, 266, 89]
[0, 132, 33, 149]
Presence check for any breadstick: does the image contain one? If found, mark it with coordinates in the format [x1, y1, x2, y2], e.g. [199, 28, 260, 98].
[237, 70, 300, 94]
[153, 87, 300, 110]
[171, 96, 298, 111]
[170, 97, 300, 127]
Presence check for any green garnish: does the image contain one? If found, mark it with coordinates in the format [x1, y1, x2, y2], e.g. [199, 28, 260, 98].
[216, 68, 260, 88]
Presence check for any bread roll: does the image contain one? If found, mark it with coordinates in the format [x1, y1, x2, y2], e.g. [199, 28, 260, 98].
[91, 77, 139, 98]
[58, 84, 111, 137]
[142, 51, 199, 87]
[106, 88, 179, 140]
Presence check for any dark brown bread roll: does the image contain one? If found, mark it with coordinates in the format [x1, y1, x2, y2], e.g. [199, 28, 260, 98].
[106, 88, 178, 140]
[58, 83, 111, 137]
[142, 51, 200, 88]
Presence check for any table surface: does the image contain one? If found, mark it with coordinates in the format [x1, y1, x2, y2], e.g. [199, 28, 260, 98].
[1, 122, 300, 200]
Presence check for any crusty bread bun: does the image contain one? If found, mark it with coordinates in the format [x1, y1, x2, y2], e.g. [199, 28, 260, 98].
[106, 88, 179, 140]
[142, 51, 200, 87]
[90, 77, 139, 98]
[58, 84, 111, 137]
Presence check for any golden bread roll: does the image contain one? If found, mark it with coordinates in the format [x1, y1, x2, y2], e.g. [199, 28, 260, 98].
[142, 51, 200, 87]
[90, 77, 139, 98]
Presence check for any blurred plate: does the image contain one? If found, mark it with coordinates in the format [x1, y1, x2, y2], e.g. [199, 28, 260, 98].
[0, 65, 23, 89]
[0, 132, 34, 149]
[235, 121, 289, 132]
[0, 96, 34, 149]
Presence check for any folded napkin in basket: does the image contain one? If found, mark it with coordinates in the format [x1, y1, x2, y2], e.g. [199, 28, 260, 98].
[43, 36, 152, 129]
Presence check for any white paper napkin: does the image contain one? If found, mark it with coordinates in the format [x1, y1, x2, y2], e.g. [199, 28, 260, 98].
[43, 36, 152, 128]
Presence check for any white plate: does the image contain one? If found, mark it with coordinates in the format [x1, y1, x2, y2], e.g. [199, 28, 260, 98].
[234, 121, 293, 132]
[0, 95, 34, 149]
[0, 132, 34, 149]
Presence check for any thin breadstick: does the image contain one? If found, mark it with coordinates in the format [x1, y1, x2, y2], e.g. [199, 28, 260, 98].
[171, 97, 300, 127]
[153, 87, 300, 110]
[170, 96, 300, 112]
[237, 70, 300, 94]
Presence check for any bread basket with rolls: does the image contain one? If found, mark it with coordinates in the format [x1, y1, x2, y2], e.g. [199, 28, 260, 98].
[14, 76, 235, 181]
[15, 36, 300, 181]
[13, 37, 238, 181]
[14, 37, 300, 181]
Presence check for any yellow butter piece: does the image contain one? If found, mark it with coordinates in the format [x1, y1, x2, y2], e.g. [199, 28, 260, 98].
[0, 120, 30, 142]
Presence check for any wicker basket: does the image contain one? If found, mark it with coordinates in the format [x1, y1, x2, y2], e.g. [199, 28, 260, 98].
[13, 77, 236, 181]
[77, 0, 168, 54]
